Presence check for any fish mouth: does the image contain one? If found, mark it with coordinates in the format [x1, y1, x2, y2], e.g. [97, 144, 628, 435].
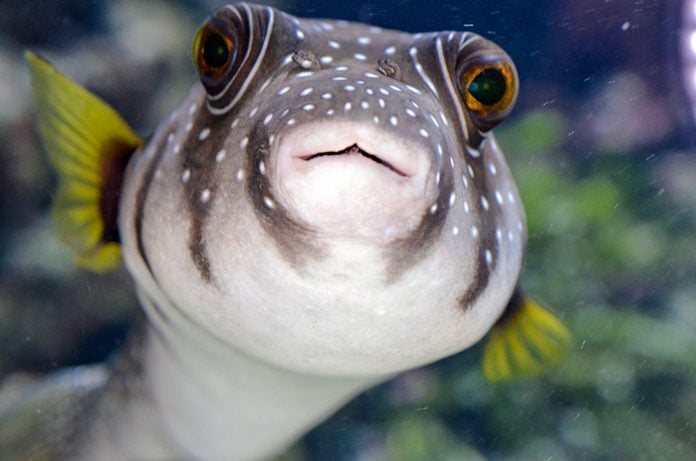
[271, 120, 435, 241]
[299, 143, 409, 177]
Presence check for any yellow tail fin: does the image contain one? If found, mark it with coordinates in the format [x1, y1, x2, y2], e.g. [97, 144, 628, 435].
[483, 293, 571, 382]
[26, 51, 142, 272]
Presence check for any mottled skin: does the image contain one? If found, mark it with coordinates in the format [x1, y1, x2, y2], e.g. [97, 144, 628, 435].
[79, 4, 524, 460]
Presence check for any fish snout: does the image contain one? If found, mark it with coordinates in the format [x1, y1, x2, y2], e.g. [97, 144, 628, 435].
[271, 121, 436, 242]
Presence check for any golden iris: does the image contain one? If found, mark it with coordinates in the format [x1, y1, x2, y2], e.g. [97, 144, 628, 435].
[460, 61, 516, 115]
[193, 25, 234, 80]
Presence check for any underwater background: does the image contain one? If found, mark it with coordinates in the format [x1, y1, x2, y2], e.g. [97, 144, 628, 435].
[0, 0, 694, 459]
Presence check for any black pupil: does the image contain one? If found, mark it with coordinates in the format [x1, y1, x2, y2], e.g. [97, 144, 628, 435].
[203, 33, 229, 68]
[468, 68, 506, 106]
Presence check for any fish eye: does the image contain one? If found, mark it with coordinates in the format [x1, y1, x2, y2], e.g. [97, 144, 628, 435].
[193, 24, 234, 80]
[460, 61, 517, 117]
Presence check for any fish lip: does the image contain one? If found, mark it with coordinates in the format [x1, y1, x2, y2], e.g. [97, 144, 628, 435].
[274, 120, 427, 180]
[298, 143, 410, 177]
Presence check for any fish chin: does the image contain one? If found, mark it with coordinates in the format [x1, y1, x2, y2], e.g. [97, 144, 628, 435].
[271, 121, 435, 242]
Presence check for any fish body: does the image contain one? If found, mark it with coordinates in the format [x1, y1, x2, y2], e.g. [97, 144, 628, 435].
[19, 3, 570, 460]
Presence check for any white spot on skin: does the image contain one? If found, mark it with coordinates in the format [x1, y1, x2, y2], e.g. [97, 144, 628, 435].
[326, 109, 335, 116]
[481, 196, 490, 211]
[437, 144, 443, 157]
[385, 46, 396, 55]
[435, 171, 441, 185]
[188, 103, 197, 116]
[429, 114, 440, 128]
[263, 114, 273, 125]
[419, 128, 429, 138]
[439, 111, 449, 126]
[296, 71, 314, 78]
[354, 53, 367, 61]
[489, 163, 497, 175]
[344, 102, 352, 111]
[471, 226, 479, 238]
[335, 66, 349, 72]
[467, 146, 481, 158]
[240, 137, 249, 149]
[300, 87, 314, 96]
[507, 192, 516, 204]
[303, 104, 316, 111]
[388, 84, 402, 92]
[496, 228, 503, 241]
[154, 169, 162, 180]
[200, 189, 211, 204]
[378, 98, 386, 108]
[358, 36, 371, 45]
[429, 203, 438, 214]
[296, 30, 305, 40]
[508, 230, 514, 242]
[462, 174, 469, 189]
[449, 192, 456, 206]
[361, 101, 370, 110]
[464, 201, 470, 213]
[379, 88, 390, 96]
[344, 85, 356, 92]
[269, 134, 275, 145]
[231, 118, 240, 128]
[173, 144, 181, 155]
[181, 169, 191, 183]
[328, 40, 340, 49]
[485, 249, 493, 265]
[406, 108, 417, 117]
[278, 86, 290, 95]
[373, 115, 380, 124]
[236, 169, 245, 182]
[215, 149, 226, 162]
[406, 85, 422, 94]
[467, 164, 475, 178]
[452, 226, 460, 236]
[321, 92, 333, 100]
[263, 196, 275, 208]
[320, 56, 333, 65]
[332, 76, 348, 81]
[259, 161, 266, 175]
[366, 88, 375, 95]
[495, 191, 504, 205]
[185, 121, 193, 132]
[279, 108, 290, 119]
[258, 78, 272, 92]
[287, 118, 296, 125]
[364, 72, 379, 79]
[389, 116, 398, 126]
[167, 133, 174, 144]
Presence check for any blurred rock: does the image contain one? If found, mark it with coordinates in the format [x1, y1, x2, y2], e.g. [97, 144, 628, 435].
[579, 72, 675, 153]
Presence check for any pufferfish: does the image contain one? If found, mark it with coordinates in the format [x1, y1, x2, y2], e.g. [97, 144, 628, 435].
[14, 3, 570, 459]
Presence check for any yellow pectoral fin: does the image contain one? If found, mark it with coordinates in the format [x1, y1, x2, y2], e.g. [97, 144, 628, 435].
[483, 292, 571, 382]
[26, 51, 143, 272]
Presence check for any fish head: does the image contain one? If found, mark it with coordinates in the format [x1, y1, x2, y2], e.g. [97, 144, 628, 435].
[119, 3, 525, 377]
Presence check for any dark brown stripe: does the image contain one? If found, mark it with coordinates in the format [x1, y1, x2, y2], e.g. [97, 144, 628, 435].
[458, 136, 501, 309]
[246, 123, 323, 269]
[386, 159, 452, 281]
